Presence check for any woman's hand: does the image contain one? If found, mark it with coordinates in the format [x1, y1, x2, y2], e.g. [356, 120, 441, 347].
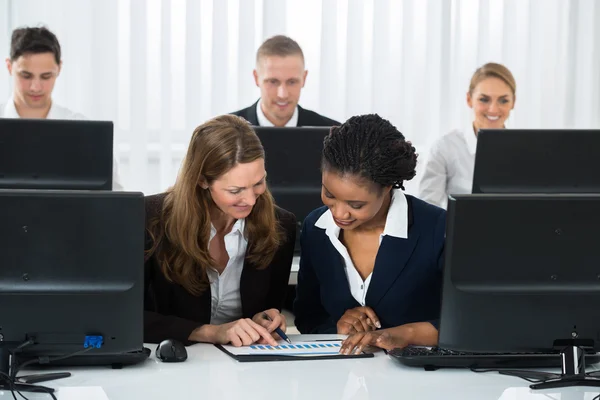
[211, 318, 279, 347]
[336, 306, 381, 335]
[339, 322, 438, 355]
[340, 328, 408, 354]
[252, 308, 287, 332]
[252, 308, 287, 343]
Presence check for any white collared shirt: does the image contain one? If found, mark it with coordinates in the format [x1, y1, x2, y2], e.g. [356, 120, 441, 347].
[314, 189, 409, 306]
[1, 97, 124, 190]
[206, 218, 248, 325]
[418, 123, 478, 209]
[256, 99, 299, 127]
[1, 98, 86, 120]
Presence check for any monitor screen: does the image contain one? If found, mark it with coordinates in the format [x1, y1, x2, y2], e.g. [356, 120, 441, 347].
[472, 129, 600, 194]
[254, 126, 331, 253]
[439, 194, 600, 353]
[0, 118, 113, 190]
[0, 189, 145, 370]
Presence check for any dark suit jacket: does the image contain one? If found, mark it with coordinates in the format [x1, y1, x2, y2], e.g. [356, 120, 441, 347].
[231, 100, 340, 127]
[293, 195, 445, 334]
[144, 193, 296, 345]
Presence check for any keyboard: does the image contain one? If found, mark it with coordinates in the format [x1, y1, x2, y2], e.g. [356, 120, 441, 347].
[389, 346, 600, 370]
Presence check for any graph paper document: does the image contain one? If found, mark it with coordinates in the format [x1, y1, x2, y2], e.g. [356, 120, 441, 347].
[215, 340, 374, 362]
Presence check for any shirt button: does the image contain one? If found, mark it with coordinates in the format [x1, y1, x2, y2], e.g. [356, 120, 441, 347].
[360, 284, 364, 289]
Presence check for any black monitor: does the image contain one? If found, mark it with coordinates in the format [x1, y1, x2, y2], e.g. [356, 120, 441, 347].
[0, 189, 145, 391]
[254, 127, 331, 253]
[472, 129, 600, 194]
[0, 118, 114, 190]
[440, 194, 600, 389]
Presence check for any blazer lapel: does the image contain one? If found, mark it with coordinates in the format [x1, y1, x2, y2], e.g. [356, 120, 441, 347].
[297, 105, 306, 127]
[312, 229, 360, 310]
[325, 240, 360, 307]
[366, 194, 417, 307]
[365, 233, 420, 308]
[247, 100, 260, 125]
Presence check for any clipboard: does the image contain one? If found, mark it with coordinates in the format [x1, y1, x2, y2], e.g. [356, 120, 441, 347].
[215, 340, 375, 362]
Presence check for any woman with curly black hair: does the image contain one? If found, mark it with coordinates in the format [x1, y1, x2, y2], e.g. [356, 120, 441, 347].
[293, 114, 445, 353]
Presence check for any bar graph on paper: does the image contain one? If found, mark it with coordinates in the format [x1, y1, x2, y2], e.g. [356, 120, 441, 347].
[221, 341, 344, 356]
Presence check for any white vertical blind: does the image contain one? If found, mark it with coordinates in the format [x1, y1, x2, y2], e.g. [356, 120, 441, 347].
[0, 0, 10, 99]
[1, 0, 599, 195]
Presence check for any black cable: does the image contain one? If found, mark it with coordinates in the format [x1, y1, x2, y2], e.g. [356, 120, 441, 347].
[592, 394, 599, 400]
[471, 368, 540, 378]
[9, 339, 35, 382]
[0, 371, 19, 400]
[5, 340, 91, 400]
[12, 340, 35, 354]
[12, 345, 95, 381]
[0, 339, 34, 400]
[469, 368, 555, 384]
[0, 371, 57, 400]
[16, 390, 29, 400]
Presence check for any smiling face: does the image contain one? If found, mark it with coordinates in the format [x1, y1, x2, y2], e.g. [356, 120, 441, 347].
[207, 159, 267, 220]
[467, 77, 515, 131]
[321, 170, 392, 231]
[253, 54, 307, 127]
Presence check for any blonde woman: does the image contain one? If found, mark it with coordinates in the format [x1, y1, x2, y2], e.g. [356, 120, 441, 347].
[419, 63, 517, 208]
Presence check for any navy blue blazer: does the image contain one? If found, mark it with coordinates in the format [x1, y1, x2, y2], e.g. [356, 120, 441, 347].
[293, 194, 445, 334]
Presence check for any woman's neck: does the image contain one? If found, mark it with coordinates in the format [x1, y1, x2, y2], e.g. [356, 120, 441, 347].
[209, 208, 236, 235]
[355, 191, 393, 233]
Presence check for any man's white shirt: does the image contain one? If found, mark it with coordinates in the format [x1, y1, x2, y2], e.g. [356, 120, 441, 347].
[256, 100, 299, 127]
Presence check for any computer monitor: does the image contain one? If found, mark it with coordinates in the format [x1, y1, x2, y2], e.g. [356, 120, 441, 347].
[254, 127, 331, 253]
[440, 193, 600, 352]
[440, 194, 600, 388]
[0, 118, 114, 190]
[472, 129, 600, 194]
[0, 190, 145, 382]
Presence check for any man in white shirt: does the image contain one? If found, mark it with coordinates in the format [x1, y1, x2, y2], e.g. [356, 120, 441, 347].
[231, 35, 339, 127]
[1, 26, 123, 190]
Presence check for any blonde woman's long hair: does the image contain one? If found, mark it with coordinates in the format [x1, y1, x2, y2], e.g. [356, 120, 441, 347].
[146, 115, 281, 296]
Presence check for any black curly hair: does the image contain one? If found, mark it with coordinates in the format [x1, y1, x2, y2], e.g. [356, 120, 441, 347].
[322, 114, 417, 191]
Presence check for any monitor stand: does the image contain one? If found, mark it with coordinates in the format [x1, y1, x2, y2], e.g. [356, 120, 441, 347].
[499, 339, 600, 390]
[0, 344, 68, 395]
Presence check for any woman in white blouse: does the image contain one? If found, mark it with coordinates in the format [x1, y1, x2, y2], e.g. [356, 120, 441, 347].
[143, 115, 296, 347]
[418, 63, 516, 208]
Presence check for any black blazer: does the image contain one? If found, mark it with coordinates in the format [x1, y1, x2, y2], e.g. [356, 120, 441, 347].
[231, 100, 340, 127]
[294, 195, 445, 334]
[144, 193, 296, 345]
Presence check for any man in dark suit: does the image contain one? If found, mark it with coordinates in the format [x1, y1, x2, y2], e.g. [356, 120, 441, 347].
[231, 35, 340, 127]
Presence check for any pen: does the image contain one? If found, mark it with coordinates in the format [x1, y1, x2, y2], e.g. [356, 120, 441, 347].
[262, 312, 292, 344]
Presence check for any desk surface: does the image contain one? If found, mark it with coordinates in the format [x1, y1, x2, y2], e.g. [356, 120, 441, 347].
[16, 335, 600, 400]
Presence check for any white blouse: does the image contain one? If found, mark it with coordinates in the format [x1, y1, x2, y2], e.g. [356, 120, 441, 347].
[418, 124, 478, 209]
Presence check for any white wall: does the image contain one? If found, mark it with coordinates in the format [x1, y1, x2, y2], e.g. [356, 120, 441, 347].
[1, 0, 599, 195]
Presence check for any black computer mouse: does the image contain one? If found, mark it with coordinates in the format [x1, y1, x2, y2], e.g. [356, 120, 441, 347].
[156, 339, 188, 362]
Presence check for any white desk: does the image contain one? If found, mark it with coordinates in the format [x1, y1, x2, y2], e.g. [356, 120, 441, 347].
[12, 335, 600, 400]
